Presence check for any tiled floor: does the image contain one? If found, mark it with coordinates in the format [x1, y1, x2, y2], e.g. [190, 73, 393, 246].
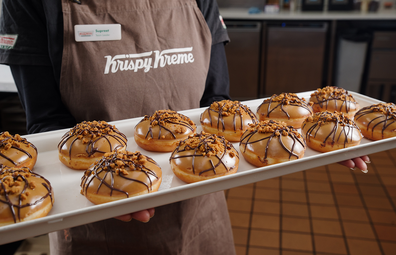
[226, 148, 396, 255]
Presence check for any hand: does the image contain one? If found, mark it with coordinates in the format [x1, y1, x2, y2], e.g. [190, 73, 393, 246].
[338, 155, 370, 173]
[114, 208, 155, 223]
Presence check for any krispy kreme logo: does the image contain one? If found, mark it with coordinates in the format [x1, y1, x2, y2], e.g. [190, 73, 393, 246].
[0, 34, 18, 50]
[78, 31, 94, 37]
[104, 47, 194, 74]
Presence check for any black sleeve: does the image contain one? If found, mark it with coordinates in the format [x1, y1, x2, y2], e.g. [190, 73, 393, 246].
[10, 65, 76, 134]
[200, 42, 231, 107]
[196, 0, 229, 45]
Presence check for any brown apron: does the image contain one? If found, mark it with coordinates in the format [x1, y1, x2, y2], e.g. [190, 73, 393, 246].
[60, 0, 211, 122]
[50, 0, 235, 254]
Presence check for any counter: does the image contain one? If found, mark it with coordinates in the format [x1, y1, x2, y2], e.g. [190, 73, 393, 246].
[0, 64, 17, 93]
[219, 8, 396, 20]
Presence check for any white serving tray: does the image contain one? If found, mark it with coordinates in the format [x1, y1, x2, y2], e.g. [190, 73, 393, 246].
[1, 91, 395, 245]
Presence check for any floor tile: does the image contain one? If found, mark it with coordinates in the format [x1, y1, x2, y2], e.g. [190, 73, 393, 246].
[311, 219, 343, 236]
[313, 235, 347, 254]
[255, 188, 280, 201]
[368, 209, 396, 225]
[233, 227, 249, 246]
[310, 205, 339, 220]
[373, 224, 396, 242]
[283, 171, 305, 180]
[329, 172, 355, 184]
[347, 238, 382, 255]
[282, 190, 307, 203]
[251, 214, 280, 230]
[227, 198, 253, 213]
[332, 183, 359, 195]
[380, 175, 396, 186]
[358, 184, 388, 197]
[375, 166, 396, 176]
[334, 193, 363, 207]
[282, 251, 314, 255]
[256, 178, 280, 189]
[363, 196, 394, 210]
[281, 232, 313, 252]
[281, 179, 306, 191]
[248, 247, 280, 255]
[229, 212, 251, 228]
[380, 241, 396, 255]
[354, 174, 382, 185]
[386, 186, 396, 197]
[338, 207, 369, 222]
[306, 181, 332, 193]
[282, 216, 311, 233]
[235, 245, 247, 255]
[308, 192, 335, 205]
[228, 186, 254, 199]
[327, 163, 349, 173]
[305, 171, 329, 182]
[282, 203, 309, 217]
[342, 221, 376, 239]
[253, 200, 280, 215]
[249, 229, 279, 248]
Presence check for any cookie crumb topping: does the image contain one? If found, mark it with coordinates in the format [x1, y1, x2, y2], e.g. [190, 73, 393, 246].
[311, 86, 356, 102]
[177, 132, 234, 157]
[69, 121, 119, 142]
[247, 120, 302, 138]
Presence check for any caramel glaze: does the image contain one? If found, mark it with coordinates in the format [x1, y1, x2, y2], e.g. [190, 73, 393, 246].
[239, 120, 306, 166]
[302, 111, 362, 152]
[81, 151, 162, 203]
[310, 86, 359, 116]
[257, 93, 313, 128]
[354, 103, 396, 140]
[0, 132, 37, 169]
[58, 121, 127, 161]
[0, 166, 54, 225]
[170, 132, 239, 178]
[200, 100, 258, 133]
[135, 110, 196, 141]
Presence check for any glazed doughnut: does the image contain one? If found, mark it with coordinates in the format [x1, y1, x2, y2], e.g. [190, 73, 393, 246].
[170, 132, 239, 183]
[0, 132, 38, 170]
[80, 151, 162, 204]
[58, 121, 127, 170]
[239, 120, 306, 167]
[354, 102, 396, 141]
[0, 166, 54, 226]
[134, 110, 196, 152]
[200, 100, 258, 142]
[301, 111, 363, 153]
[309, 86, 359, 118]
[257, 93, 313, 129]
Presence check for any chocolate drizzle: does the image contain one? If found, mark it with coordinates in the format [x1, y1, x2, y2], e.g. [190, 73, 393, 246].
[170, 132, 238, 176]
[240, 120, 306, 163]
[203, 100, 258, 131]
[302, 111, 360, 148]
[0, 166, 53, 223]
[355, 103, 396, 139]
[137, 110, 196, 140]
[0, 132, 37, 167]
[259, 93, 313, 119]
[81, 151, 161, 198]
[58, 121, 127, 159]
[311, 86, 357, 113]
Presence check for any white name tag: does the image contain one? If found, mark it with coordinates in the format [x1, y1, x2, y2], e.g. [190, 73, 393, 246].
[74, 24, 122, 42]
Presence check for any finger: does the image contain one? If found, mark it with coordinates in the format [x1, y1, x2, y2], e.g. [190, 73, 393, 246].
[130, 210, 152, 223]
[352, 157, 368, 173]
[361, 155, 371, 163]
[337, 159, 355, 169]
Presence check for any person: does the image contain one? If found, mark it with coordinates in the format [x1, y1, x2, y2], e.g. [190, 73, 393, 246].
[0, 0, 369, 254]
